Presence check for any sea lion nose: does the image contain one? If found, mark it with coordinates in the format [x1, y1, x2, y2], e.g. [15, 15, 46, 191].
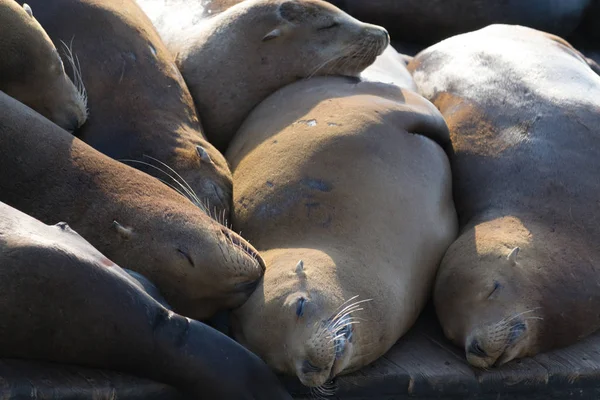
[363, 24, 389, 53]
[466, 338, 487, 357]
[380, 27, 390, 48]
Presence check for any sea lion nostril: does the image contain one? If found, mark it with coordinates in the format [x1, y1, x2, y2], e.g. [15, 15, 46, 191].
[467, 339, 487, 357]
[301, 360, 322, 374]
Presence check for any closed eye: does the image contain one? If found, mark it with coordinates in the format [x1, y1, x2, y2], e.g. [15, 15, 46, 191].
[177, 249, 195, 267]
[296, 297, 306, 317]
[487, 280, 502, 299]
[318, 22, 339, 31]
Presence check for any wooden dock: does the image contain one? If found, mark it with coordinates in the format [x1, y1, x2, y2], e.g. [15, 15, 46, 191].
[1, 307, 600, 399]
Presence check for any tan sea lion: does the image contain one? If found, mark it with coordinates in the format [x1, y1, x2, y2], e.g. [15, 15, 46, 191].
[227, 76, 458, 389]
[0, 0, 87, 132]
[0, 200, 291, 400]
[0, 90, 263, 321]
[327, 0, 590, 45]
[21, 0, 233, 220]
[408, 24, 600, 368]
[165, 0, 390, 152]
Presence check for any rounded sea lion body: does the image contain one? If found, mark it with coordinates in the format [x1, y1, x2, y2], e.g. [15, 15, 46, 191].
[168, 0, 390, 152]
[0, 201, 291, 400]
[0, 90, 263, 321]
[20, 0, 233, 219]
[409, 24, 600, 368]
[227, 76, 458, 388]
[328, 0, 590, 45]
[0, 0, 87, 131]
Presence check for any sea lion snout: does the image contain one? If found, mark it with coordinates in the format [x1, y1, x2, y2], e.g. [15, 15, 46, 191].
[465, 318, 529, 368]
[362, 23, 389, 54]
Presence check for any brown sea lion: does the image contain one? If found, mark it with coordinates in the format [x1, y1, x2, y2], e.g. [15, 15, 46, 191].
[20, 0, 233, 220]
[408, 24, 600, 368]
[0, 90, 263, 321]
[0, 0, 87, 132]
[0, 200, 291, 400]
[164, 0, 390, 152]
[327, 0, 590, 45]
[226, 76, 458, 389]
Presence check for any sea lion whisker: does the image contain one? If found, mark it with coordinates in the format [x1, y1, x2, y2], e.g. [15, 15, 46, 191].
[503, 308, 541, 324]
[119, 158, 204, 211]
[142, 155, 205, 210]
[59, 38, 89, 115]
[329, 298, 372, 325]
[156, 178, 190, 199]
[330, 311, 363, 331]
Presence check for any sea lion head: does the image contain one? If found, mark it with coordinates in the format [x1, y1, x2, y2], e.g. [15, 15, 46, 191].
[435, 216, 544, 368]
[171, 142, 233, 222]
[0, 1, 87, 132]
[109, 196, 266, 320]
[232, 248, 373, 389]
[253, 0, 390, 77]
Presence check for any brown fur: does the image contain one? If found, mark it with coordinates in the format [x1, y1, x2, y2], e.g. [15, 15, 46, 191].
[20, 0, 233, 220]
[227, 76, 457, 388]
[0, 201, 291, 399]
[0, 91, 265, 321]
[0, 0, 87, 131]
[409, 24, 600, 368]
[169, 0, 390, 152]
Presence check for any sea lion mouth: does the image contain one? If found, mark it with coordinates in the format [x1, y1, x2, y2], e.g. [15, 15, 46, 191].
[221, 228, 265, 271]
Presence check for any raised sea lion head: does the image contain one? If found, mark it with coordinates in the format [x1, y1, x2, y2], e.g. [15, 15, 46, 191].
[232, 248, 375, 390]
[434, 216, 544, 369]
[0, 1, 87, 132]
[177, 0, 391, 150]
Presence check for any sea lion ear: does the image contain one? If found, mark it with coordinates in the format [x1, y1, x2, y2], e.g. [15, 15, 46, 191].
[507, 247, 520, 266]
[295, 260, 305, 274]
[262, 28, 283, 42]
[112, 220, 133, 240]
[23, 3, 33, 17]
[196, 145, 214, 165]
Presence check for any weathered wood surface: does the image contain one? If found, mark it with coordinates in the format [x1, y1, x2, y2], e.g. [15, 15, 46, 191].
[287, 307, 600, 399]
[1, 307, 600, 399]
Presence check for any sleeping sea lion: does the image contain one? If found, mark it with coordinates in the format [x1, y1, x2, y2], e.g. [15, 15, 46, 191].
[409, 24, 600, 368]
[227, 76, 458, 389]
[162, 0, 390, 152]
[0, 90, 263, 321]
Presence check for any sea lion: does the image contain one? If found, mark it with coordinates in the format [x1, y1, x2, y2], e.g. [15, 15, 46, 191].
[164, 0, 390, 152]
[0, 0, 87, 132]
[0, 90, 263, 321]
[21, 0, 233, 220]
[227, 76, 458, 389]
[0, 201, 291, 400]
[408, 24, 600, 368]
[327, 0, 590, 45]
